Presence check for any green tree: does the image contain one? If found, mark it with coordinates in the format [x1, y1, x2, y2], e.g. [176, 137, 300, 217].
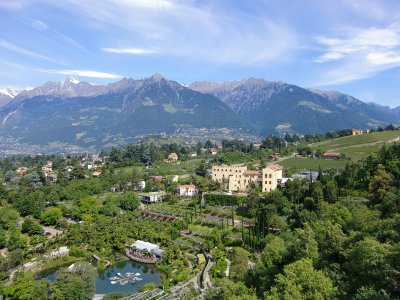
[46, 190, 60, 206]
[70, 166, 86, 180]
[51, 261, 95, 300]
[41, 207, 63, 226]
[292, 225, 319, 263]
[248, 235, 289, 295]
[369, 164, 394, 205]
[323, 180, 338, 203]
[196, 161, 208, 177]
[100, 200, 119, 217]
[73, 196, 99, 218]
[2, 272, 50, 300]
[0, 207, 20, 230]
[230, 247, 251, 281]
[265, 258, 336, 300]
[343, 237, 393, 295]
[311, 220, 346, 263]
[205, 278, 258, 300]
[7, 228, 27, 251]
[21, 219, 44, 236]
[0, 229, 6, 248]
[119, 192, 140, 211]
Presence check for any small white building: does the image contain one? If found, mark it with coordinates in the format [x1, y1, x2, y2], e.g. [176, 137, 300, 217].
[176, 184, 198, 197]
[83, 162, 93, 170]
[50, 246, 69, 258]
[138, 180, 146, 190]
[130, 240, 165, 257]
[139, 191, 166, 203]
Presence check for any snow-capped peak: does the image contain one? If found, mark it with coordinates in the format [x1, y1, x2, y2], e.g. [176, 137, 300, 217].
[0, 87, 20, 98]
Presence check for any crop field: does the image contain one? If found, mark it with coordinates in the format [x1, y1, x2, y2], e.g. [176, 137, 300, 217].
[280, 157, 349, 172]
[310, 131, 400, 160]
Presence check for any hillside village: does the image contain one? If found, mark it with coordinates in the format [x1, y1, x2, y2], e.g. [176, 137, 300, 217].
[0, 127, 399, 299]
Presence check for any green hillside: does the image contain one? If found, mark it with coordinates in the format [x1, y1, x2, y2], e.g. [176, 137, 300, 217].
[310, 130, 400, 159]
[280, 130, 400, 172]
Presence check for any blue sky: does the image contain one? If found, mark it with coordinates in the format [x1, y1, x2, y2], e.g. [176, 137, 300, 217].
[1, 0, 400, 107]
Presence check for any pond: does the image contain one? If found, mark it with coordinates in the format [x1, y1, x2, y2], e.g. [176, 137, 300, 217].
[38, 260, 162, 294]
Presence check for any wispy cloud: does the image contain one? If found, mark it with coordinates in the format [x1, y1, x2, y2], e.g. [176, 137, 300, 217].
[31, 19, 48, 31]
[102, 47, 157, 54]
[313, 25, 400, 85]
[40, 69, 123, 79]
[0, 38, 61, 64]
[26, 18, 88, 52]
[43, 0, 297, 65]
[0, 0, 28, 10]
[114, 0, 174, 10]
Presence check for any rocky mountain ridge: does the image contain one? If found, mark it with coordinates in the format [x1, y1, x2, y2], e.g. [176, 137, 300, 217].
[0, 74, 244, 148]
[189, 79, 399, 135]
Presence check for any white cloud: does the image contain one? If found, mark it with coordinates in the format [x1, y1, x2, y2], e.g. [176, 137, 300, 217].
[366, 51, 400, 65]
[314, 27, 400, 63]
[40, 69, 123, 79]
[102, 47, 157, 54]
[313, 25, 400, 85]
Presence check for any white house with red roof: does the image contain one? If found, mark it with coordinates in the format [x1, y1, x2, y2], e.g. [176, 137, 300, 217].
[176, 184, 199, 197]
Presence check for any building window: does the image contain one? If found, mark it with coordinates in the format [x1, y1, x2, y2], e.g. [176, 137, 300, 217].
[269, 174, 272, 178]
[269, 181, 271, 184]
[265, 181, 267, 184]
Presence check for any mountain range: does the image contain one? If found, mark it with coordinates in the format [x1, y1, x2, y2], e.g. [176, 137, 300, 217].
[0, 74, 243, 148]
[0, 74, 399, 149]
[189, 79, 400, 136]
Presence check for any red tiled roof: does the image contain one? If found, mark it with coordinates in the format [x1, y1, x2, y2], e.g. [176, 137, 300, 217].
[323, 152, 341, 157]
[266, 164, 283, 171]
[177, 184, 196, 189]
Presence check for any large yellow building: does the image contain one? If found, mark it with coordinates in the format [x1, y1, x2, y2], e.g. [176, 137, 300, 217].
[211, 164, 283, 192]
